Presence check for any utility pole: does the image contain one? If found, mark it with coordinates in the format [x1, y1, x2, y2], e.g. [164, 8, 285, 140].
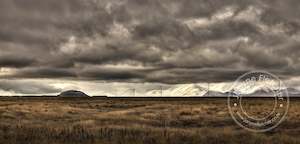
[208, 83, 210, 97]
[160, 86, 163, 97]
[133, 88, 136, 97]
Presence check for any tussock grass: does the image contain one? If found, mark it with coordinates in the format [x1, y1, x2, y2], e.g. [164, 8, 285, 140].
[0, 98, 299, 144]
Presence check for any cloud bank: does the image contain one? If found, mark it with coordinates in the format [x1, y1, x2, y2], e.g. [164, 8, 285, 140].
[0, 0, 299, 94]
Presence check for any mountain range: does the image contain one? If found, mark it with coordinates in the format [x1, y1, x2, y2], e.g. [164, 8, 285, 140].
[145, 84, 300, 97]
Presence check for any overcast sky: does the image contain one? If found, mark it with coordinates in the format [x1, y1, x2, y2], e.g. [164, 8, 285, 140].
[0, 0, 300, 95]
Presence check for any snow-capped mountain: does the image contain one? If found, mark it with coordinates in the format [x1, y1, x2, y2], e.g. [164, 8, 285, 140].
[146, 84, 208, 96]
[286, 88, 300, 96]
[232, 87, 300, 97]
[145, 83, 300, 97]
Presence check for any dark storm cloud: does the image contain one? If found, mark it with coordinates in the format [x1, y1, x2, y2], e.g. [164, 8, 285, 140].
[0, 55, 35, 68]
[145, 68, 248, 84]
[0, 0, 300, 84]
[15, 67, 77, 78]
[79, 66, 145, 81]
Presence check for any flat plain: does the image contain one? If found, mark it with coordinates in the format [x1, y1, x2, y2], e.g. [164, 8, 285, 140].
[0, 97, 299, 144]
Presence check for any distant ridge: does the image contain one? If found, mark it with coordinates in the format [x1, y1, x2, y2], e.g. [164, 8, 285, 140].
[58, 90, 90, 98]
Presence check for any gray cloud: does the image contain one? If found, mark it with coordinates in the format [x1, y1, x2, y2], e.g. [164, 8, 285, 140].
[0, 55, 35, 68]
[144, 68, 248, 84]
[13, 67, 77, 78]
[0, 0, 299, 87]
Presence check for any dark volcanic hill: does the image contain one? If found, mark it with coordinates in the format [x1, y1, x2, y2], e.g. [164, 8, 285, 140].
[58, 90, 90, 98]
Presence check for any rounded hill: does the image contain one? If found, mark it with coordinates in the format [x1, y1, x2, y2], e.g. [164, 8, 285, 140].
[58, 90, 90, 98]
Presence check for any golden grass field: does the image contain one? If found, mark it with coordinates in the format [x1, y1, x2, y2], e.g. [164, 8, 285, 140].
[0, 97, 299, 144]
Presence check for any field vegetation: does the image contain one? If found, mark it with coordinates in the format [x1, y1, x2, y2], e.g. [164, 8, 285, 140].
[0, 97, 299, 144]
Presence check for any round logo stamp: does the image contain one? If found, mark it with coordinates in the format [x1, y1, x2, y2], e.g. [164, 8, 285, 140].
[228, 71, 289, 132]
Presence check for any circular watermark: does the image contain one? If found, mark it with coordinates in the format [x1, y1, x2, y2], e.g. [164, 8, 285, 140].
[228, 71, 289, 132]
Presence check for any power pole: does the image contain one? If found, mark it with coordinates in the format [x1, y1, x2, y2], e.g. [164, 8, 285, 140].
[133, 88, 136, 97]
[208, 83, 210, 97]
[160, 86, 163, 97]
